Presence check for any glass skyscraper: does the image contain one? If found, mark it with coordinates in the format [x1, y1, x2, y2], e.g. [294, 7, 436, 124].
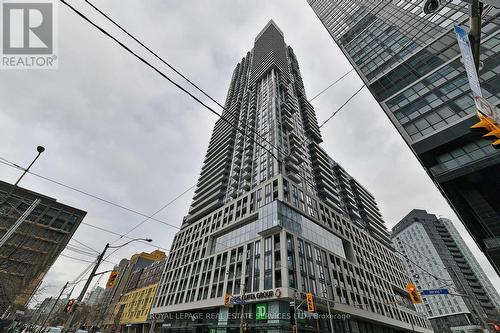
[307, 1, 500, 274]
[150, 21, 433, 333]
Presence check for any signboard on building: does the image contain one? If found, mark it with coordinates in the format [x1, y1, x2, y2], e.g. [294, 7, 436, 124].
[256, 303, 267, 320]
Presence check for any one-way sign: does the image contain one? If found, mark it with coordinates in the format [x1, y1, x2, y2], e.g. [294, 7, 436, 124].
[233, 296, 246, 305]
[422, 289, 449, 295]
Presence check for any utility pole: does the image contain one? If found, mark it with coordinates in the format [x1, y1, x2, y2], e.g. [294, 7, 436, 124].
[63, 238, 151, 332]
[40, 282, 69, 330]
[64, 244, 109, 332]
[239, 281, 246, 333]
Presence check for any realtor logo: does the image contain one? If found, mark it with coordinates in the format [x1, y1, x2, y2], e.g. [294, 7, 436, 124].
[1, 0, 58, 69]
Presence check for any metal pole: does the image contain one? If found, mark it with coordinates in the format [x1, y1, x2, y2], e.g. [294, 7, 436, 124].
[0, 146, 45, 206]
[323, 290, 334, 333]
[0, 198, 41, 248]
[64, 243, 110, 332]
[294, 291, 299, 333]
[40, 282, 69, 329]
[468, 0, 483, 72]
[239, 281, 246, 333]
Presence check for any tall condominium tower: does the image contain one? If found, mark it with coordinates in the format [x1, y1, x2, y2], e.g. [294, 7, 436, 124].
[392, 209, 500, 333]
[150, 21, 432, 333]
[307, 0, 500, 274]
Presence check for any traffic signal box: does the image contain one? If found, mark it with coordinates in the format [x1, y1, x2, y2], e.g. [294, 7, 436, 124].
[471, 111, 500, 149]
[106, 270, 119, 288]
[64, 299, 76, 313]
[223, 293, 232, 307]
[406, 283, 422, 304]
[306, 292, 315, 312]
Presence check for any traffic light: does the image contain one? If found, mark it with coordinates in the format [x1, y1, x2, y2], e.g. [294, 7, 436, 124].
[306, 292, 315, 312]
[242, 321, 248, 332]
[223, 293, 232, 307]
[470, 112, 500, 149]
[406, 283, 422, 304]
[493, 324, 500, 332]
[64, 299, 76, 313]
[106, 271, 119, 289]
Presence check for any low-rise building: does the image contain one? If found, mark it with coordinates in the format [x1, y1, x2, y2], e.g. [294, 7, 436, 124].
[101, 250, 166, 333]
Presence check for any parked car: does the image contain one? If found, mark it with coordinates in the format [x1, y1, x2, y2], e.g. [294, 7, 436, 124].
[45, 327, 61, 333]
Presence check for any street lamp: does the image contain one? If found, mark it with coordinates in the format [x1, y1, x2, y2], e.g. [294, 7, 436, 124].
[62, 238, 152, 332]
[0, 145, 45, 206]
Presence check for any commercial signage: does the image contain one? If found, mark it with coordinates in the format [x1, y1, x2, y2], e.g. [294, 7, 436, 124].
[256, 303, 267, 320]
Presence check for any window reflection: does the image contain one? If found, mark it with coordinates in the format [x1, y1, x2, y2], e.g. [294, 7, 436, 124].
[212, 201, 346, 259]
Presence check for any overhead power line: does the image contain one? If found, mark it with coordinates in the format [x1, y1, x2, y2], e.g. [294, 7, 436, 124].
[0, 158, 180, 230]
[70, 238, 100, 254]
[59, 0, 281, 163]
[318, 85, 366, 128]
[60, 252, 117, 265]
[80, 222, 168, 251]
[109, 183, 196, 245]
[309, 68, 355, 102]
[82, 0, 285, 160]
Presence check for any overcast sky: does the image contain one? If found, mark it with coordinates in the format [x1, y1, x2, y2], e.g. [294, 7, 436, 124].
[1, 0, 498, 303]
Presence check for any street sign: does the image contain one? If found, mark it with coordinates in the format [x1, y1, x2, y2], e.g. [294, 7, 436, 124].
[454, 25, 500, 123]
[454, 25, 482, 98]
[233, 296, 246, 305]
[475, 96, 500, 124]
[422, 288, 449, 295]
[256, 303, 267, 320]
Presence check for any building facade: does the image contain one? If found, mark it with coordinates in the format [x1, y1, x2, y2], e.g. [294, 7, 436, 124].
[111, 259, 166, 333]
[150, 21, 432, 333]
[392, 209, 500, 332]
[0, 180, 87, 313]
[85, 286, 105, 306]
[307, 0, 500, 274]
[102, 250, 166, 333]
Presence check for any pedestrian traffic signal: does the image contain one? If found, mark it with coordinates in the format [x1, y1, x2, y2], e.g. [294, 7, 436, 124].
[406, 283, 422, 304]
[470, 112, 500, 149]
[493, 323, 500, 332]
[64, 299, 76, 313]
[306, 292, 315, 312]
[223, 293, 232, 307]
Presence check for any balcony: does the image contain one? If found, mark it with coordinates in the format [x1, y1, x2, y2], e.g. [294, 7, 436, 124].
[242, 181, 251, 191]
[288, 172, 301, 184]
